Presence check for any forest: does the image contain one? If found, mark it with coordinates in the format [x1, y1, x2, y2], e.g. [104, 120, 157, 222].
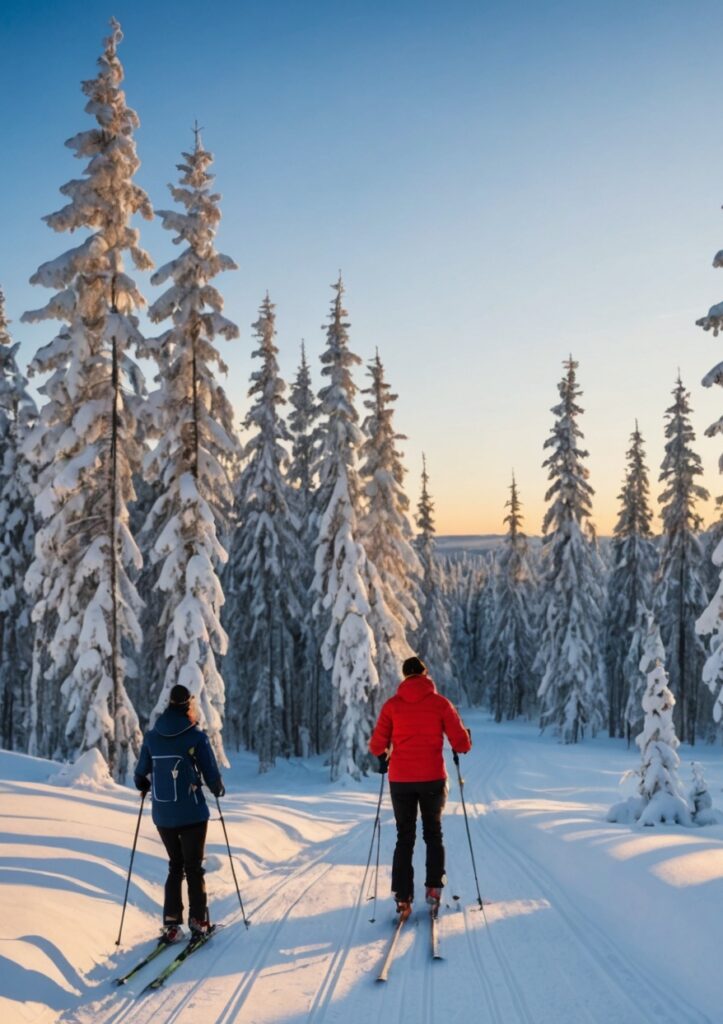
[0, 18, 722, 784]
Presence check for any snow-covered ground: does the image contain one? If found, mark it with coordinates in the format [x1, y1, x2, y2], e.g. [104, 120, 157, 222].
[1, 713, 722, 1024]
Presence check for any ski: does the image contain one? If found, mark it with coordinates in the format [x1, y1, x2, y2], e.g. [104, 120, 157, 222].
[141, 926, 217, 993]
[430, 905, 442, 960]
[114, 934, 179, 986]
[376, 908, 411, 982]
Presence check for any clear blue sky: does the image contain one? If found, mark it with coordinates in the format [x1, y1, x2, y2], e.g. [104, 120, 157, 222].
[2, 0, 722, 533]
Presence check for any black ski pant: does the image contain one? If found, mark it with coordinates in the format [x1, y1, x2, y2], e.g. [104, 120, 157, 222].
[389, 779, 447, 901]
[157, 820, 208, 926]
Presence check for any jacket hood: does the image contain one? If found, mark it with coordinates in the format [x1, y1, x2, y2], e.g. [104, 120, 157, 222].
[154, 706, 196, 739]
[396, 674, 437, 704]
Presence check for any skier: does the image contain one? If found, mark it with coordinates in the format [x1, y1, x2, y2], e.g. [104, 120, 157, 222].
[369, 656, 471, 917]
[134, 684, 225, 940]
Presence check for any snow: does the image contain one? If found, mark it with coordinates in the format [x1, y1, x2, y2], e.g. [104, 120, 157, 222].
[1, 714, 722, 1023]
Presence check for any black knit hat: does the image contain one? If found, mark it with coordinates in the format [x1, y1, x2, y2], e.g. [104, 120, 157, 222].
[169, 684, 192, 708]
[402, 656, 427, 677]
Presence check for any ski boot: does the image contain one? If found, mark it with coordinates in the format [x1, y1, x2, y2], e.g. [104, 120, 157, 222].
[161, 922, 184, 944]
[425, 886, 442, 909]
[394, 896, 413, 920]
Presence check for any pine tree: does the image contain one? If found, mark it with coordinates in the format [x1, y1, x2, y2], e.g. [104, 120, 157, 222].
[488, 475, 538, 721]
[359, 352, 420, 704]
[312, 278, 377, 780]
[143, 128, 239, 767]
[22, 19, 151, 779]
[445, 552, 484, 705]
[130, 472, 164, 727]
[608, 613, 691, 825]
[0, 290, 38, 750]
[606, 423, 657, 739]
[537, 357, 606, 742]
[656, 375, 709, 745]
[695, 238, 723, 728]
[473, 555, 496, 707]
[414, 455, 454, 693]
[224, 295, 302, 771]
[286, 342, 321, 754]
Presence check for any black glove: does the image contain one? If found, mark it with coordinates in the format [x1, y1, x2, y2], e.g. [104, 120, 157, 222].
[135, 775, 150, 795]
[466, 727, 472, 744]
[375, 753, 389, 774]
[213, 782, 226, 798]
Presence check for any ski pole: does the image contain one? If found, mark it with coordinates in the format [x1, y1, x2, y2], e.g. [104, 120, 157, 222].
[452, 751, 487, 913]
[116, 791, 146, 946]
[216, 796, 250, 929]
[361, 768, 386, 921]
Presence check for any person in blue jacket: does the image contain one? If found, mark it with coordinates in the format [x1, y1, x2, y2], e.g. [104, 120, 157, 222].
[134, 684, 225, 939]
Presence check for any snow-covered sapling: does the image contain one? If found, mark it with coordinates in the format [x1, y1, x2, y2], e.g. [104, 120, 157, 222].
[608, 616, 691, 826]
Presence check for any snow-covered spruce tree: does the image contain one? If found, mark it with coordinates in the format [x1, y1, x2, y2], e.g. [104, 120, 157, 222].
[143, 129, 239, 767]
[605, 423, 657, 739]
[537, 357, 606, 743]
[472, 554, 496, 707]
[359, 352, 420, 705]
[286, 342, 321, 754]
[695, 241, 723, 728]
[312, 278, 377, 780]
[129, 472, 164, 726]
[445, 553, 484, 705]
[488, 475, 538, 722]
[0, 290, 38, 751]
[607, 614, 691, 826]
[656, 375, 709, 745]
[224, 296, 302, 772]
[21, 20, 151, 779]
[414, 455, 454, 695]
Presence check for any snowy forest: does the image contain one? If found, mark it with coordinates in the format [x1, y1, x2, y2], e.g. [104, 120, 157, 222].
[1, 18, 723, 785]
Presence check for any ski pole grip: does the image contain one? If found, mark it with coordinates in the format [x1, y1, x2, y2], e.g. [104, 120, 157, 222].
[453, 751, 460, 766]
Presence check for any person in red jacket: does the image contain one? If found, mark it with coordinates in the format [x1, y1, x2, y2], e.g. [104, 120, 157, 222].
[368, 655, 471, 916]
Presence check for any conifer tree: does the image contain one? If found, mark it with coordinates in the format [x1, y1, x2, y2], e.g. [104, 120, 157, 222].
[224, 296, 302, 771]
[143, 129, 239, 766]
[488, 475, 538, 721]
[537, 357, 606, 742]
[359, 352, 420, 704]
[472, 555, 496, 707]
[287, 342, 321, 753]
[445, 553, 484, 705]
[606, 423, 657, 738]
[695, 239, 723, 726]
[414, 455, 454, 693]
[312, 278, 377, 780]
[22, 20, 151, 779]
[0, 290, 38, 750]
[608, 613, 691, 826]
[656, 376, 709, 745]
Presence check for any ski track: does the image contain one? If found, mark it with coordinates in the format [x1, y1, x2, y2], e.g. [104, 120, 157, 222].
[447, 741, 529, 1024]
[466, 736, 713, 1024]
[65, 815, 365, 1024]
[53, 729, 718, 1024]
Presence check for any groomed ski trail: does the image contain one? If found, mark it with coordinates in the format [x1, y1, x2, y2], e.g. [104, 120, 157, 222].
[50, 717, 721, 1024]
[452, 729, 714, 1024]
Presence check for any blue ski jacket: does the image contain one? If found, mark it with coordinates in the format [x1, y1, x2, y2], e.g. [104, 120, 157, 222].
[134, 707, 224, 828]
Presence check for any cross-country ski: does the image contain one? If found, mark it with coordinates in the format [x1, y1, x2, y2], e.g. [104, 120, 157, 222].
[141, 926, 217, 994]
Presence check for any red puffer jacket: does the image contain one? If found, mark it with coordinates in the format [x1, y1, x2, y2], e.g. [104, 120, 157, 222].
[369, 675, 471, 782]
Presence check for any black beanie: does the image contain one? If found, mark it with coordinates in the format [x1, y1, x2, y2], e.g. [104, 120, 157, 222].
[169, 684, 192, 708]
[402, 656, 427, 677]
